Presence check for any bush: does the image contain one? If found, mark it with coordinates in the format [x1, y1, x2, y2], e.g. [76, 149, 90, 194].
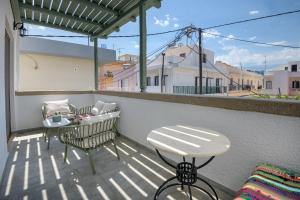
[295, 96, 300, 100]
[276, 95, 288, 99]
[259, 94, 270, 99]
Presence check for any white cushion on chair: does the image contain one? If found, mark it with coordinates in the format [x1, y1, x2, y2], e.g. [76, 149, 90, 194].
[80, 111, 120, 125]
[91, 107, 99, 115]
[99, 103, 117, 114]
[44, 99, 71, 117]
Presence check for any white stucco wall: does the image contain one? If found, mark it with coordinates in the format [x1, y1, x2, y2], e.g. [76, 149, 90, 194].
[12, 94, 94, 131]
[0, 0, 18, 181]
[11, 93, 300, 191]
[93, 94, 300, 192]
[19, 53, 95, 91]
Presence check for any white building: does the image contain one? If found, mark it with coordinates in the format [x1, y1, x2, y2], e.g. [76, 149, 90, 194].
[264, 61, 300, 96]
[113, 45, 262, 94]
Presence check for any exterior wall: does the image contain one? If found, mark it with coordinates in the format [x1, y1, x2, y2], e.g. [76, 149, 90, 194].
[99, 62, 124, 90]
[19, 53, 95, 91]
[0, 0, 19, 181]
[19, 37, 116, 91]
[94, 94, 300, 192]
[13, 94, 94, 131]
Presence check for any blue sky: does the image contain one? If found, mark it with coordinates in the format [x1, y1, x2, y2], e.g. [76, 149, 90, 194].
[25, 0, 300, 70]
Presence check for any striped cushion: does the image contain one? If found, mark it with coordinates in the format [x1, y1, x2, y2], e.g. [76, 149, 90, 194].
[235, 163, 300, 200]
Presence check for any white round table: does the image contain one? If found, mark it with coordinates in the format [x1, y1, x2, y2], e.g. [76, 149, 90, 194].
[43, 118, 71, 149]
[147, 125, 231, 200]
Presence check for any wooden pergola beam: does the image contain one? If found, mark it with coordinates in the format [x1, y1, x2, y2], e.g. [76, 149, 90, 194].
[22, 19, 89, 35]
[20, 3, 102, 30]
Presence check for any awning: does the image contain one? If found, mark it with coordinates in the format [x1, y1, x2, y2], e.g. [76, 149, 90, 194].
[10, 0, 161, 37]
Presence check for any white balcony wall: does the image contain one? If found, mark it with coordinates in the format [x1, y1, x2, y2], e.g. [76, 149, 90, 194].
[11, 93, 300, 192]
[12, 94, 94, 131]
[94, 94, 300, 192]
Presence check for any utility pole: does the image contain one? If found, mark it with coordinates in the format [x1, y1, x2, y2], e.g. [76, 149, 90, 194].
[161, 52, 166, 93]
[198, 28, 203, 94]
[263, 55, 267, 89]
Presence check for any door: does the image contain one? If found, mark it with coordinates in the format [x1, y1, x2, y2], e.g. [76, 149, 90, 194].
[5, 30, 11, 141]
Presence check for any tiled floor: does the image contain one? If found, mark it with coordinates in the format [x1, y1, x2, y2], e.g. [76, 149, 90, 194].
[0, 131, 233, 200]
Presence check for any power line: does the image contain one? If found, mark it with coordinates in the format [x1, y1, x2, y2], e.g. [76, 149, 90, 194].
[203, 9, 300, 30]
[203, 31, 300, 49]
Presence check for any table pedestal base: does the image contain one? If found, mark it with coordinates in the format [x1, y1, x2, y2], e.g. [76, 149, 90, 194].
[154, 149, 218, 200]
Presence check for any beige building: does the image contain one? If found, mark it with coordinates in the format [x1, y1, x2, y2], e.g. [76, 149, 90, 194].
[215, 61, 263, 91]
[109, 45, 263, 94]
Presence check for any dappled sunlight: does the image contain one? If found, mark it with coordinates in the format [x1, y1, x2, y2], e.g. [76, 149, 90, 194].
[120, 142, 137, 152]
[132, 157, 166, 181]
[13, 133, 44, 141]
[4, 164, 15, 196]
[41, 189, 48, 200]
[119, 171, 148, 197]
[50, 155, 60, 180]
[12, 151, 19, 162]
[23, 161, 29, 190]
[147, 137, 188, 155]
[1, 132, 222, 199]
[104, 145, 117, 157]
[152, 130, 201, 147]
[127, 163, 158, 189]
[96, 185, 110, 200]
[140, 154, 175, 176]
[72, 149, 81, 160]
[76, 184, 89, 200]
[58, 183, 68, 200]
[26, 143, 30, 159]
[163, 127, 211, 142]
[177, 125, 220, 137]
[116, 145, 130, 155]
[39, 158, 45, 185]
[109, 178, 132, 200]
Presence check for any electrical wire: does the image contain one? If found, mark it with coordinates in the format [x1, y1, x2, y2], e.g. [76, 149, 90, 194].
[202, 31, 300, 49]
[203, 9, 300, 30]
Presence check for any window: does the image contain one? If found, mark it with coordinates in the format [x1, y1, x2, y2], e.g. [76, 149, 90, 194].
[146, 77, 151, 86]
[203, 54, 207, 63]
[230, 78, 233, 85]
[266, 81, 272, 89]
[284, 66, 288, 71]
[292, 81, 300, 88]
[291, 64, 298, 72]
[154, 76, 159, 86]
[179, 53, 186, 58]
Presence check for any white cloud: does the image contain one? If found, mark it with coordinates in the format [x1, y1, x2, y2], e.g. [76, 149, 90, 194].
[203, 29, 220, 39]
[216, 45, 300, 66]
[224, 34, 236, 41]
[174, 23, 179, 28]
[248, 36, 257, 41]
[153, 14, 179, 28]
[132, 41, 139, 49]
[249, 10, 259, 15]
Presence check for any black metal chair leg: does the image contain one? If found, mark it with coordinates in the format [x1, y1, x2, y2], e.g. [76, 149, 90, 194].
[188, 185, 192, 200]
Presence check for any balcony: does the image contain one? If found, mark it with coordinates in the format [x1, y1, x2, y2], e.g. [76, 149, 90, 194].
[1, 0, 300, 199]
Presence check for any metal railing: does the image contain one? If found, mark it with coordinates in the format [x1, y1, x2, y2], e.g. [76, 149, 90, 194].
[173, 86, 227, 95]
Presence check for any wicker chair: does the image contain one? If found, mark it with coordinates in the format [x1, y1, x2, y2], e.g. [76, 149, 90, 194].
[42, 103, 77, 120]
[58, 116, 120, 174]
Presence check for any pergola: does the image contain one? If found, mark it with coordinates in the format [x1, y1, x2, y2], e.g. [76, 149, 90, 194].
[10, 0, 162, 91]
